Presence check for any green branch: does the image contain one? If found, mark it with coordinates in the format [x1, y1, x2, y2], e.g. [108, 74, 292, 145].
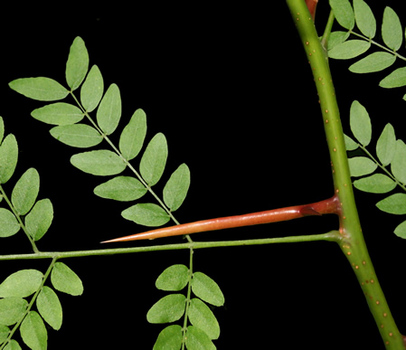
[0, 231, 339, 261]
[286, 0, 405, 348]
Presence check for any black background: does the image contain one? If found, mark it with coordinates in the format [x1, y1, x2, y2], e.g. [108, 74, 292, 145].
[1, 1, 406, 349]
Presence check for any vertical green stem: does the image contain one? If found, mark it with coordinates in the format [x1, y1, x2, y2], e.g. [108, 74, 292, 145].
[286, 0, 405, 348]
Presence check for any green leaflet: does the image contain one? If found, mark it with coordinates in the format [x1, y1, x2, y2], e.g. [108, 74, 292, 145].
[140, 133, 168, 186]
[328, 40, 370, 60]
[9, 78, 69, 102]
[147, 294, 186, 324]
[94, 176, 147, 202]
[51, 262, 83, 296]
[119, 109, 147, 161]
[350, 101, 371, 147]
[353, 0, 376, 39]
[0, 117, 4, 145]
[155, 264, 189, 291]
[163, 164, 190, 212]
[394, 220, 406, 239]
[50, 124, 103, 148]
[0, 326, 9, 345]
[382, 7, 403, 51]
[0, 298, 28, 326]
[353, 174, 396, 194]
[80, 65, 104, 113]
[36, 286, 63, 331]
[376, 193, 406, 215]
[327, 31, 350, 50]
[20, 311, 47, 350]
[0, 270, 43, 298]
[4, 339, 21, 350]
[348, 157, 377, 177]
[376, 123, 396, 166]
[97, 84, 121, 135]
[66, 36, 89, 91]
[25, 199, 54, 241]
[0, 134, 18, 184]
[70, 150, 126, 176]
[188, 298, 220, 340]
[0, 208, 20, 238]
[11, 168, 39, 216]
[349, 52, 396, 74]
[153, 325, 182, 350]
[391, 140, 406, 184]
[344, 134, 358, 151]
[122, 203, 170, 226]
[329, 0, 354, 30]
[191, 272, 224, 307]
[31, 103, 84, 125]
[185, 326, 216, 350]
[380, 67, 406, 89]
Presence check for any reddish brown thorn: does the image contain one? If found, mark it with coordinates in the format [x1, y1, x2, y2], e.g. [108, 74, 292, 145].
[300, 206, 321, 216]
[101, 195, 340, 244]
[305, 0, 318, 20]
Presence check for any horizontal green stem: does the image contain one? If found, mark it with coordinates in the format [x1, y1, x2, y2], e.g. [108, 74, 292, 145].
[0, 231, 340, 261]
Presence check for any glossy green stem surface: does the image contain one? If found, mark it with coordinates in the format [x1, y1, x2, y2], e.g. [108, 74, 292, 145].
[286, 0, 404, 348]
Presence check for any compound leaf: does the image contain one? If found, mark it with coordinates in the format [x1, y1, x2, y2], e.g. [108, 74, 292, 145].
[382, 7, 403, 51]
[350, 101, 371, 146]
[11, 168, 39, 216]
[348, 157, 377, 177]
[119, 109, 147, 161]
[0, 298, 28, 326]
[50, 124, 103, 148]
[51, 262, 83, 296]
[191, 272, 224, 307]
[25, 199, 54, 241]
[36, 286, 62, 331]
[140, 133, 168, 186]
[97, 84, 121, 135]
[156, 264, 189, 291]
[328, 40, 370, 60]
[80, 65, 104, 113]
[185, 326, 215, 350]
[353, 0, 376, 38]
[147, 294, 186, 324]
[31, 103, 84, 125]
[0, 270, 43, 298]
[94, 176, 147, 201]
[70, 150, 126, 176]
[0, 208, 20, 238]
[391, 140, 406, 184]
[153, 325, 182, 350]
[188, 298, 220, 340]
[380, 67, 406, 88]
[376, 123, 396, 166]
[353, 174, 396, 193]
[329, 0, 355, 30]
[376, 193, 406, 215]
[163, 163, 190, 212]
[9, 78, 69, 102]
[20, 311, 47, 350]
[65, 36, 89, 91]
[349, 52, 396, 74]
[0, 134, 18, 184]
[122, 203, 170, 227]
